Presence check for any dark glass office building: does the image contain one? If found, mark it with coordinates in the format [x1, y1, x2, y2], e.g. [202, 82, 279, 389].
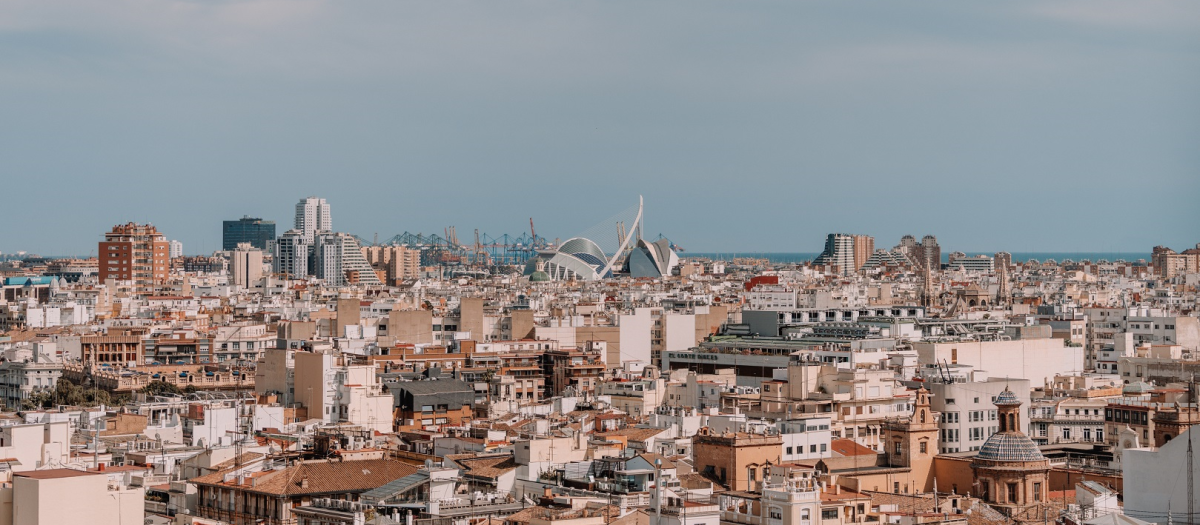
[222, 217, 276, 251]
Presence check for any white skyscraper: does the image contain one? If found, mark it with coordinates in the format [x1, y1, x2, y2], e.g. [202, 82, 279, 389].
[295, 196, 332, 243]
[169, 239, 183, 258]
[273, 230, 311, 279]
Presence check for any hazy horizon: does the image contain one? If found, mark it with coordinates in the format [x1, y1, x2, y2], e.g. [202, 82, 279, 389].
[3, 1, 1198, 255]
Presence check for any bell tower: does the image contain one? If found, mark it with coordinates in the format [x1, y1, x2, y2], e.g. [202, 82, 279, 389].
[883, 387, 939, 492]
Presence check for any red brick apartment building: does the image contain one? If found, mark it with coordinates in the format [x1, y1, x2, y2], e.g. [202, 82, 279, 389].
[99, 222, 169, 295]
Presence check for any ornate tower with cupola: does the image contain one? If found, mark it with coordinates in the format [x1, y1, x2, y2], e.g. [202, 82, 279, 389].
[883, 387, 939, 492]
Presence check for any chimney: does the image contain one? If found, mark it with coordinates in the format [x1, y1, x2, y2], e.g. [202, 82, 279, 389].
[544, 487, 553, 498]
[300, 475, 309, 489]
[98, 463, 106, 472]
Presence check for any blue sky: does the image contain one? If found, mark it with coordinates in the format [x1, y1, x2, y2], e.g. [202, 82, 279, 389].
[2, 1, 1197, 256]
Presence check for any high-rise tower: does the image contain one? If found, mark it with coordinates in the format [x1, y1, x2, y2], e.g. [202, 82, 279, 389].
[813, 233, 874, 275]
[294, 197, 332, 243]
[99, 222, 170, 295]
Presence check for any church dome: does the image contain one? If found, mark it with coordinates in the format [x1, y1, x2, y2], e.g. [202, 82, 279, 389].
[976, 433, 1045, 462]
[529, 270, 551, 282]
[994, 388, 1021, 406]
[1123, 381, 1153, 394]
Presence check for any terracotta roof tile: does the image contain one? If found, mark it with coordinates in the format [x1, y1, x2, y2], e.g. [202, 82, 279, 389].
[191, 458, 417, 497]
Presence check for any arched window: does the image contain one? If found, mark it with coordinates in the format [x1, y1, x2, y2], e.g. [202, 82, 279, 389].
[919, 410, 926, 423]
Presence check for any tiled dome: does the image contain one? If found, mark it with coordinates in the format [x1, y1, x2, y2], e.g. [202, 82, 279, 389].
[1123, 381, 1153, 394]
[977, 433, 1044, 462]
[994, 388, 1021, 406]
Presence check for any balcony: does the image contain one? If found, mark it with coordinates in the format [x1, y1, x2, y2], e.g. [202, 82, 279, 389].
[433, 497, 525, 517]
[660, 501, 720, 516]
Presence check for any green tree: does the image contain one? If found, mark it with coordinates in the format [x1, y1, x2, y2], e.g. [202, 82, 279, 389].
[141, 381, 183, 397]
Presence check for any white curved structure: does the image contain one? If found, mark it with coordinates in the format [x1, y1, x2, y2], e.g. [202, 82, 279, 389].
[524, 196, 643, 281]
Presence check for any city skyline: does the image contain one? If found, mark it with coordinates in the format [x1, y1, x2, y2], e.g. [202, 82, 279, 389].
[2, 2, 1198, 255]
[2, 2, 1199, 523]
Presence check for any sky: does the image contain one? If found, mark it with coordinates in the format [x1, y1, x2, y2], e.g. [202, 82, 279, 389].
[2, 1, 1198, 256]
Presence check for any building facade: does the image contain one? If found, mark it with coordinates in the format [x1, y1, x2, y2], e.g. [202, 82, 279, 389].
[273, 229, 311, 279]
[222, 216, 277, 251]
[295, 196, 332, 243]
[99, 222, 170, 295]
[230, 243, 264, 288]
[313, 233, 381, 286]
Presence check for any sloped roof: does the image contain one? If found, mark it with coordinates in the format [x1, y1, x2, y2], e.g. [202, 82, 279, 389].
[359, 471, 429, 503]
[830, 438, 876, 457]
[191, 459, 418, 497]
[456, 454, 517, 479]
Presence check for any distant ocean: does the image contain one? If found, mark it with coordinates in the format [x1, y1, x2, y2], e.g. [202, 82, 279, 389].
[686, 252, 1151, 264]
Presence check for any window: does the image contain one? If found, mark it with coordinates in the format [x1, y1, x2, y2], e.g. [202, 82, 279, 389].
[769, 507, 782, 520]
[919, 442, 927, 454]
[894, 442, 902, 455]
[821, 509, 838, 520]
[810, 444, 817, 453]
[787, 446, 793, 454]
[1007, 483, 1018, 503]
[1033, 482, 1042, 502]
[800, 509, 810, 521]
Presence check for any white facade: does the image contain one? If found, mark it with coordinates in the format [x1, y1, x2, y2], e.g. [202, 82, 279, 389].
[169, 239, 183, 258]
[947, 253, 994, 273]
[273, 229, 310, 278]
[1122, 427, 1200, 524]
[313, 233, 382, 287]
[619, 308, 653, 365]
[778, 417, 832, 462]
[230, 243, 264, 288]
[295, 196, 332, 243]
[913, 337, 1084, 386]
[747, 285, 797, 310]
[662, 313, 696, 355]
[925, 378, 1030, 453]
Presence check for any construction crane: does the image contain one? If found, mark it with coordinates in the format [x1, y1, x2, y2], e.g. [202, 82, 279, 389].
[471, 229, 491, 267]
[529, 218, 537, 245]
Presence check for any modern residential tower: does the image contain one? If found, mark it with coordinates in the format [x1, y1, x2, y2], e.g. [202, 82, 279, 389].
[295, 197, 332, 243]
[813, 233, 874, 275]
[98, 222, 170, 295]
